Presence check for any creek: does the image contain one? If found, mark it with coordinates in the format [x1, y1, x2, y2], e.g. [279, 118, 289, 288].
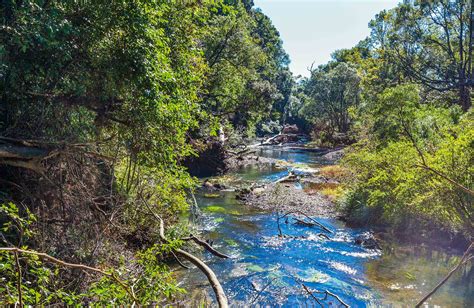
[178, 146, 473, 307]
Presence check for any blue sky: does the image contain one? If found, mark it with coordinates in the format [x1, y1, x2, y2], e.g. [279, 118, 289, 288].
[254, 0, 399, 77]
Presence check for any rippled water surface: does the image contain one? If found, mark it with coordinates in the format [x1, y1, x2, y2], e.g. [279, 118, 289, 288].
[178, 146, 473, 307]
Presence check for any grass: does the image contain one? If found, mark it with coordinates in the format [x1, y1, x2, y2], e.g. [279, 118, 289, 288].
[319, 165, 349, 181]
[304, 182, 345, 201]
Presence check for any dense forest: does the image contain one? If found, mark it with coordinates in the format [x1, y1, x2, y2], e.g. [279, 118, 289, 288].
[0, 0, 472, 306]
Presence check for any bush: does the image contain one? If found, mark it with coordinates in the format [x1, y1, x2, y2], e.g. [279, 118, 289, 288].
[342, 85, 473, 239]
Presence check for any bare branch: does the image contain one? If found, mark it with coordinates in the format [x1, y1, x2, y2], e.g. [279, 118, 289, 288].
[0, 247, 137, 304]
[14, 251, 22, 306]
[416, 242, 473, 307]
[183, 234, 231, 259]
[140, 197, 228, 308]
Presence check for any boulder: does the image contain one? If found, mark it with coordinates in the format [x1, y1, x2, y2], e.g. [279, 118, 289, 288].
[281, 124, 299, 134]
[322, 149, 345, 161]
[354, 232, 380, 250]
[202, 179, 226, 191]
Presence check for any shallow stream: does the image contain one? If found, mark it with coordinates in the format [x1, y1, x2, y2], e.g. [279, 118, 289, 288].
[178, 146, 473, 307]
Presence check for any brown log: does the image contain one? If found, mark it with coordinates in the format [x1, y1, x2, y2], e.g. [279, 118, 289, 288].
[183, 234, 231, 259]
[142, 199, 228, 308]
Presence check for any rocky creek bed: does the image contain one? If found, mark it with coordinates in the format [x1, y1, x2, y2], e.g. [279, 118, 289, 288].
[176, 145, 473, 307]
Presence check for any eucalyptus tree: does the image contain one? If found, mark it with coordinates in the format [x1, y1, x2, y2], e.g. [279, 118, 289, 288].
[369, 0, 473, 110]
[302, 63, 361, 135]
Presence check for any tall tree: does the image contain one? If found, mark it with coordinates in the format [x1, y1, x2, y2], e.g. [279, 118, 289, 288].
[302, 62, 361, 135]
[371, 0, 473, 110]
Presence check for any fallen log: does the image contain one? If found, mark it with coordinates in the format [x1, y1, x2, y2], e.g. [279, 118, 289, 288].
[142, 199, 228, 308]
[0, 136, 112, 173]
[260, 133, 301, 146]
[0, 139, 52, 172]
[275, 171, 298, 183]
[281, 210, 333, 234]
[182, 234, 231, 259]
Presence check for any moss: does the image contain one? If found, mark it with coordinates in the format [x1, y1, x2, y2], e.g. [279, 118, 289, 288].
[246, 264, 265, 272]
[204, 206, 240, 215]
[224, 239, 239, 247]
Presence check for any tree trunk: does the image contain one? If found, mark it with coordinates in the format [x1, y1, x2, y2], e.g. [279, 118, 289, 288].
[459, 84, 471, 111]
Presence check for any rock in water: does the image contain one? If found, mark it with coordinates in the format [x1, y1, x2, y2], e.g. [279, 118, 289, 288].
[281, 124, 299, 134]
[354, 232, 380, 250]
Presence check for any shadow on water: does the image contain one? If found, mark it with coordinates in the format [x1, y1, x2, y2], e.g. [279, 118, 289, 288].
[177, 146, 473, 307]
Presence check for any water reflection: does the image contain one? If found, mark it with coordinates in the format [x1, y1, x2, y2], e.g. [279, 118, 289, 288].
[177, 146, 472, 307]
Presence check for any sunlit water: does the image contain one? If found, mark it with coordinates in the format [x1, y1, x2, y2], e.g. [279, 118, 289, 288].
[177, 146, 473, 307]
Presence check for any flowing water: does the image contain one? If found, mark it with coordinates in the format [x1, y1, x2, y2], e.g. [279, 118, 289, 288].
[178, 146, 473, 307]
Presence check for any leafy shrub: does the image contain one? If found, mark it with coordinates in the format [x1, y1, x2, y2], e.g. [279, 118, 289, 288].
[342, 85, 473, 238]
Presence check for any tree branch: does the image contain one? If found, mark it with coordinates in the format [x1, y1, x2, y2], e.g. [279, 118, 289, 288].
[182, 234, 230, 259]
[415, 242, 473, 307]
[141, 199, 228, 308]
[0, 247, 137, 304]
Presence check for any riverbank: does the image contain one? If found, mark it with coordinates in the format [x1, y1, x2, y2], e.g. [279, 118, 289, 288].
[225, 146, 345, 218]
[186, 144, 472, 306]
[218, 145, 469, 253]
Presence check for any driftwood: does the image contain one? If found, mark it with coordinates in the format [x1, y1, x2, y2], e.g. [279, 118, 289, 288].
[142, 199, 228, 308]
[302, 284, 349, 308]
[281, 210, 333, 234]
[415, 242, 473, 307]
[274, 171, 298, 183]
[182, 234, 231, 259]
[260, 133, 301, 146]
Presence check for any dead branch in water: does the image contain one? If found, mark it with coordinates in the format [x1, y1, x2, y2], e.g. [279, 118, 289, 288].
[276, 212, 330, 240]
[415, 242, 473, 308]
[302, 284, 323, 307]
[302, 284, 349, 308]
[182, 234, 231, 259]
[280, 210, 333, 234]
[141, 198, 228, 308]
[250, 278, 276, 304]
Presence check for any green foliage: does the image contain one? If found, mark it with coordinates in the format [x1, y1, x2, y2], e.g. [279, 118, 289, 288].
[0, 202, 36, 245]
[0, 202, 186, 305]
[1, 1, 292, 303]
[297, 62, 360, 144]
[342, 85, 473, 236]
[198, 1, 291, 136]
[85, 244, 185, 305]
[289, 0, 473, 239]
[367, 0, 473, 110]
